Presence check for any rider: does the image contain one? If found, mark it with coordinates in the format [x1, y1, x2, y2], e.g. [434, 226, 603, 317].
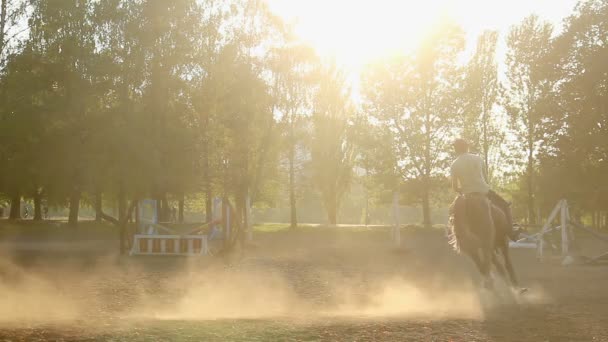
[450, 138, 520, 241]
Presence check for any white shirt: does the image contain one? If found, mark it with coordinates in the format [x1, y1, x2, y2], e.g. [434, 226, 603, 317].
[451, 153, 490, 194]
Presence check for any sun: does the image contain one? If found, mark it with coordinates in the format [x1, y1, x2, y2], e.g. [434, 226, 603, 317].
[267, 0, 453, 69]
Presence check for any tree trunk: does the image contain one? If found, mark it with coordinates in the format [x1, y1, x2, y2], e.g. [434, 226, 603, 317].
[364, 195, 369, 226]
[288, 142, 297, 229]
[161, 195, 169, 222]
[327, 196, 337, 225]
[421, 97, 433, 229]
[117, 200, 137, 255]
[526, 120, 536, 225]
[202, 102, 213, 223]
[156, 196, 162, 223]
[178, 194, 184, 223]
[68, 189, 81, 226]
[205, 195, 212, 223]
[118, 186, 126, 221]
[364, 166, 370, 226]
[526, 165, 535, 225]
[235, 193, 246, 245]
[95, 191, 102, 222]
[33, 189, 42, 221]
[203, 144, 211, 222]
[9, 191, 20, 220]
[482, 107, 490, 182]
[421, 186, 432, 228]
[222, 198, 231, 248]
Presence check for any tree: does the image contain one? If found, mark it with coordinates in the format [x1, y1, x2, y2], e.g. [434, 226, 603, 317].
[192, 0, 283, 245]
[26, 0, 100, 225]
[311, 64, 355, 225]
[504, 15, 553, 224]
[0, 47, 55, 220]
[362, 21, 465, 227]
[270, 42, 318, 228]
[91, 0, 148, 222]
[0, 0, 28, 219]
[462, 30, 504, 182]
[0, 0, 27, 66]
[538, 0, 608, 222]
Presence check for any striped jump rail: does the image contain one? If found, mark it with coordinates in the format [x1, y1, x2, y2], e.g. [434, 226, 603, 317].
[130, 234, 209, 256]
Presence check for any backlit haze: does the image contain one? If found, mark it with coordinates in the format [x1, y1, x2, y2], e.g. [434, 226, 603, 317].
[268, 0, 578, 70]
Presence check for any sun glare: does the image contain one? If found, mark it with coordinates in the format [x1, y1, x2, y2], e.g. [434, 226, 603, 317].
[267, 0, 578, 70]
[269, 0, 449, 68]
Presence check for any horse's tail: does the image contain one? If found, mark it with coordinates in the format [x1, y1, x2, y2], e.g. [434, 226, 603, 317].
[448, 195, 468, 253]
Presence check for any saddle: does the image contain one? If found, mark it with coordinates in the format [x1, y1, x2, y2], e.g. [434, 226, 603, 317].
[447, 194, 490, 253]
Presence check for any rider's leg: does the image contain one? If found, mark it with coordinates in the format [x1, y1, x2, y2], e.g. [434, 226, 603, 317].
[487, 190, 520, 241]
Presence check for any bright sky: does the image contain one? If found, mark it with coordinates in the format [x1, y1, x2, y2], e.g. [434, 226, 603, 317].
[267, 0, 579, 69]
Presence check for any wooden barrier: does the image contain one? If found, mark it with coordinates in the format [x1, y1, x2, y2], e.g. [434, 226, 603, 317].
[130, 235, 209, 256]
[535, 199, 608, 265]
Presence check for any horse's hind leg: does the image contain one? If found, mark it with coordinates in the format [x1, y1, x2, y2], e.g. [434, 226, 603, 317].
[465, 249, 491, 288]
[468, 247, 494, 289]
[501, 244, 520, 288]
[479, 248, 495, 289]
[492, 252, 509, 283]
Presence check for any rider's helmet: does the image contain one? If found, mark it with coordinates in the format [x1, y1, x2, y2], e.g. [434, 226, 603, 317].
[452, 138, 469, 154]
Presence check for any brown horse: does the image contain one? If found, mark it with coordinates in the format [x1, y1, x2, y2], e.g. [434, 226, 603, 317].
[448, 194, 522, 291]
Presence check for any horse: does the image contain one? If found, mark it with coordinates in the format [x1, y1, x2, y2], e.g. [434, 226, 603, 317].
[448, 194, 524, 292]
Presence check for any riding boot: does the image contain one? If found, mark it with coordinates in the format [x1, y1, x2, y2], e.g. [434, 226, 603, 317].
[504, 204, 520, 241]
[488, 190, 521, 241]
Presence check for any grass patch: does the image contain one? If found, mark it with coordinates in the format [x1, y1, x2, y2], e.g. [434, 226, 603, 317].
[253, 223, 291, 233]
[0, 219, 118, 238]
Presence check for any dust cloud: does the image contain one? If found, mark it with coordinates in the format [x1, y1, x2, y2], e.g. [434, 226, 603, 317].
[0, 258, 81, 325]
[0, 252, 543, 326]
[127, 261, 486, 322]
[324, 277, 483, 320]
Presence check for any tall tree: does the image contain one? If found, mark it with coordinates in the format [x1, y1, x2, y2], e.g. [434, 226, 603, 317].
[362, 21, 465, 227]
[311, 64, 355, 225]
[0, 0, 28, 219]
[0, 47, 56, 220]
[0, 0, 26, 66]
[504, 15, 553, 224]
[463, 30, 504, 182]
[270, 42, 317, 229]
[539, 0, 608, 220]
[27, 0, 100, 226]
[91, 0, 148, 221]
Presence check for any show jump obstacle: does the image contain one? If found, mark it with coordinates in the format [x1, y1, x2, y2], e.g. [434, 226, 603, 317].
[510, 199, 608, 265]
[129, 198, 230, 256]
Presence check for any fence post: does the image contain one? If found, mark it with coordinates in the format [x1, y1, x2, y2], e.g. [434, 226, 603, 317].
[392, 192, 401, 248]
[245, 193, 252, 242]
[561, 199, 569, 258]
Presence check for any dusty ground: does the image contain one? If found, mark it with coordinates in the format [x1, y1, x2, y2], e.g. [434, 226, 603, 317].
[1, 222, 608, 341]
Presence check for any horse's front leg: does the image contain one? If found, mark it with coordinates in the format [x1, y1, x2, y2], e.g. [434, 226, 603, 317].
[491, 252, 509, 282]
[480, 249, 495, 290]
[499, 241, 528, 295]
[500, 244, 520, 288]
[467, 249, 494, 289]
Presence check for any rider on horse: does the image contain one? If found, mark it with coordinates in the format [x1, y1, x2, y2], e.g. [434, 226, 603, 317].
[450, 138, 520, 241]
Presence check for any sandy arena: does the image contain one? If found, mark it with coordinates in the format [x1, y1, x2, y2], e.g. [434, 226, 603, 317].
[1, 225, 607, 341]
